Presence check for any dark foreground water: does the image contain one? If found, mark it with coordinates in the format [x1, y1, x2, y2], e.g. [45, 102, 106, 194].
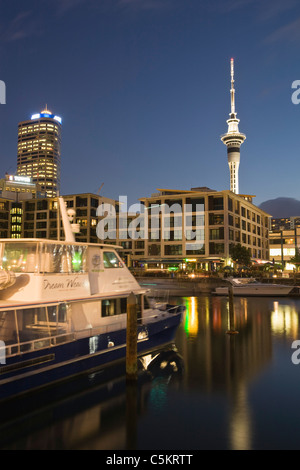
[1, 294, 300, 450]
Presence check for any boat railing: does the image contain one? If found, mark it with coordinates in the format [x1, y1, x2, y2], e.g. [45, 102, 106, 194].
[2, 305, 183, 359]
[3, 321, 126, 359]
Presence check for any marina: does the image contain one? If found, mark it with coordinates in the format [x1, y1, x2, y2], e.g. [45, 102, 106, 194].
[0, 0, 299, 455]
[1, 292, 300, 450]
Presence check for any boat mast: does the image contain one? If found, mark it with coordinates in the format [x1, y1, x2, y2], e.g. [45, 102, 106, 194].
[58, 197, 76, 242]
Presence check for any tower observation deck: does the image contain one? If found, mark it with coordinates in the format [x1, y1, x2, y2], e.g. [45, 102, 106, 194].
[221, 58, 246, 194]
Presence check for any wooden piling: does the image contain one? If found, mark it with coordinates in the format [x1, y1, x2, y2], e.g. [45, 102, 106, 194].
[226, 284, 239, 335]
[126, 292, 138, 381]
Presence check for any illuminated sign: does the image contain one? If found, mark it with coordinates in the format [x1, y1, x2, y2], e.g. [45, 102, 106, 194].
[8, 175, 32, 184]
[31, 113, 62, 124]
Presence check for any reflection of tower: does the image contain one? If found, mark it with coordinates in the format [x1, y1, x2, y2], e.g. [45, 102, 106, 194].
[221, 58, 246, 194]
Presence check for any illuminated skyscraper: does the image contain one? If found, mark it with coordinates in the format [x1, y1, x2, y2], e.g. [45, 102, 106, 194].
[17, 106, 62, 197]
[221, 59, 246, 194]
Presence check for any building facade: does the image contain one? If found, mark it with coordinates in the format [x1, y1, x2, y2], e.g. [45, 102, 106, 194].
[269, 221, 300, 271]
[0, 192, 116, 242]
[110, 187, 271, 270]
[17, 107, 62, 197]
[22, 193, 117, 243]
[0, 186, 271, 271]
[0, 174, 44, 201]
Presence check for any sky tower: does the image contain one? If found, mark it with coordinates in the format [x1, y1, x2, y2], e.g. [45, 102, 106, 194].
[221, 58, 246, 194]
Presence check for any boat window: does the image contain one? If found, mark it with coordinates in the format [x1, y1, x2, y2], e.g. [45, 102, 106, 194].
[16, 305, 69, 347]
[58, 303, 68, 323]
[16, 307, 50, 345]
[41, 244, 87, 273]
[102, 298, 127, 317]
[144, 296, 151, 310]
[103, 251, 124, 269]
[1, 242, 38, 273]
[0, 310, 17, 345]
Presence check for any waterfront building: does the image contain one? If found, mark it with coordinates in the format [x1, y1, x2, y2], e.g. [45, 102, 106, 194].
[22, 193, 118, 243]
[270, 216, 300, 231]
[17, 106, 62, 197]
[271, 218, 291, 231]
[221, 59, 246, 194]
[117, 187, 270, 271]
[0, 186, 118, 242]
[269, 227, 300, 270]
[0, 174, 45, 239]
[269, 216, 300, 270]
[0, 174, 44, 201]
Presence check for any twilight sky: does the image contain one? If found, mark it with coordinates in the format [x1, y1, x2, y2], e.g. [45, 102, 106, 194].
[0, 0, 300, 209]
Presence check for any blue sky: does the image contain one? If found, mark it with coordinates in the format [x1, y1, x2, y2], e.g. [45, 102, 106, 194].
[0, 0, 300, 208]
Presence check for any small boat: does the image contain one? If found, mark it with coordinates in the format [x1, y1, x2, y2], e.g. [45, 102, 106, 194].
[0, 199, 184, 401]
[213, 277, 295, 297]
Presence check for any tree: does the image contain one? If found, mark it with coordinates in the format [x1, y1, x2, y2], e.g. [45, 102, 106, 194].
[230, 243, 251, 267]
[290, 248, 300, 272]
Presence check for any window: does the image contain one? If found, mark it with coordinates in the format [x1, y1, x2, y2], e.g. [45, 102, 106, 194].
[0, 310, 17, 345]
[209, 213, 224, 225]
[76, 197, 87, 207]
[209, 242, 224, 255]
[102, 298, 127, 317]
[209, 228, 224, 240]
[164, 244, 182, 255]
[41, 244, 87, 273]
[148, 244, 161, 256]
[2, 242, 38, 273]
[185, 197, 204, 212]
[208, 196, 223, 211]
[103, 251, 123, 268]
[185, 214, 204, 228]
[186, 243, 205, 254]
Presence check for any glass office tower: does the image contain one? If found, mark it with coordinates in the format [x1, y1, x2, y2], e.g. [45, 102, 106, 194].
[17, 107, 62, 197]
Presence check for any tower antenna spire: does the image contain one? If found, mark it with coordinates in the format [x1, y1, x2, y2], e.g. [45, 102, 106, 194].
[230, 58, 235, 116]
[221, 58, 246, 194]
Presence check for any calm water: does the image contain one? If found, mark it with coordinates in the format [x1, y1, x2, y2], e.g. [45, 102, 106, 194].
[1, 294, 300, 450]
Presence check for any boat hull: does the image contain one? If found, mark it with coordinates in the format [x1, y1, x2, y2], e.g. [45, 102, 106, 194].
[0, 310, 183, 401]
[214, 285, 293, 296]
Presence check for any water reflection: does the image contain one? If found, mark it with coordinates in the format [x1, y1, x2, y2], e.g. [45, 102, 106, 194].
[271, 301, 299, 338]
[175, 295, 300, 450]
[2, 295, 300, 449]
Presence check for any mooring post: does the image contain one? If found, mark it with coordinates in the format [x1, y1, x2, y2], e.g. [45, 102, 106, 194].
[227, 284, 239, 335]
[126, 292, 138, 381]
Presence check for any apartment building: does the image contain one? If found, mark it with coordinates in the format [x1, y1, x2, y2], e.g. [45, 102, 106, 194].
[120, 187, 271, 270]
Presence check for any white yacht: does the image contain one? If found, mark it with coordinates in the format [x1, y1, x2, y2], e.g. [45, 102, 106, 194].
[0, 199, 184, 401]
[214, 277, 295, 297]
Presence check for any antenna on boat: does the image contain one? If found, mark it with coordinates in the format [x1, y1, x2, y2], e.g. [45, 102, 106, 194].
[58, 197, 76, 242]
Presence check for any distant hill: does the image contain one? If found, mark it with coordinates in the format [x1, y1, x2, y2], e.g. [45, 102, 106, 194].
[259, 197, 300, 218]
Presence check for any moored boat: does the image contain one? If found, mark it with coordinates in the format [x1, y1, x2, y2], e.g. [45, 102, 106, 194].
[213, 277, 295, 297]
[0, 199, 184, 401]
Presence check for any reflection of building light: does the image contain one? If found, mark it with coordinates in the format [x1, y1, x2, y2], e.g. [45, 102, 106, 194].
[271, 301, 299, 337]
[184, 297, 198, 337]
[229, 384, 252, 450]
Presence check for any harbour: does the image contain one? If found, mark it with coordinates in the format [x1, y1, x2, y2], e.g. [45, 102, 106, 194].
[1, 292, 300, 450]
[1, 0, 300, 456]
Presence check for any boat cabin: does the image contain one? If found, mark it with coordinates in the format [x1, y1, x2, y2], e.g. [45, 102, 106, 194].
[0, 239, 142, 302]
